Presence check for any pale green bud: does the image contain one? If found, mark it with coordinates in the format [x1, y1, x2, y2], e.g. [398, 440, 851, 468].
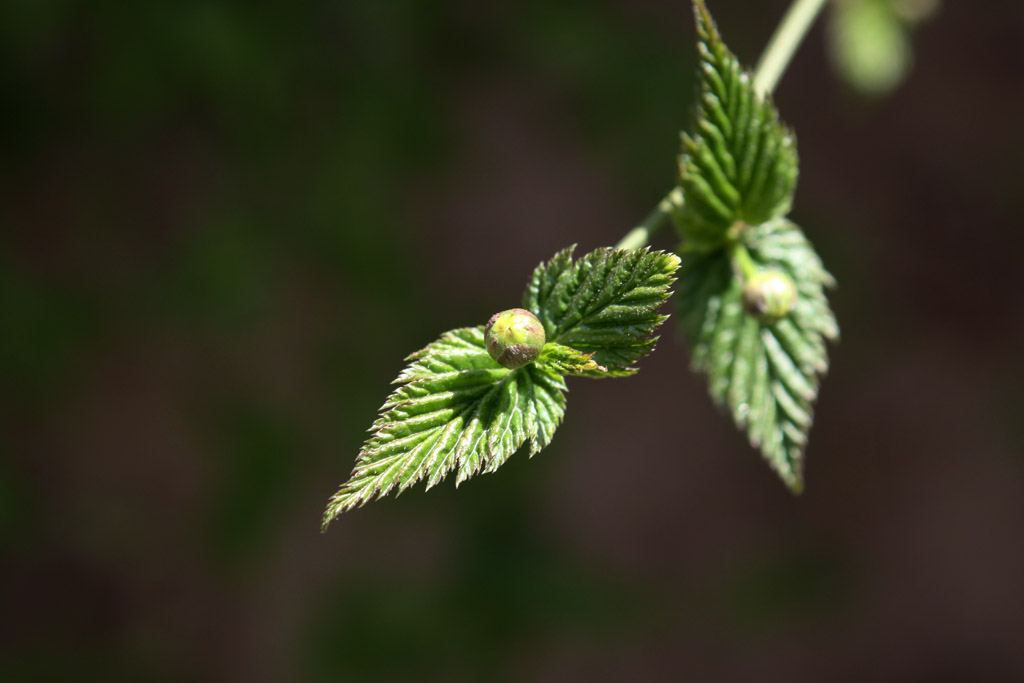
[484, 308, 546, 369]
[742, 270, 798, 324]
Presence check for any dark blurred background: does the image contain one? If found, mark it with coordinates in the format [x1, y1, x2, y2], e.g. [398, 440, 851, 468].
[3, 0, 1024, 680]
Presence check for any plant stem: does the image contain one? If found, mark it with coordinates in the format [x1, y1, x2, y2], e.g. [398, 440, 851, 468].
[615, 190, 680, 250]
[728, 240, 759, 280]
[754, 0, 829, 95]
[616, 0, 828, 250]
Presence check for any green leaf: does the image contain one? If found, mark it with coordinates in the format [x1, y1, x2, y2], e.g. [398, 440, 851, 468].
[674, 0, 799, 249]
[677, 219, 838, 491]
[524, 246, 681, 372]
[536, 342, 607, 376]
[322, 327, 569, 527]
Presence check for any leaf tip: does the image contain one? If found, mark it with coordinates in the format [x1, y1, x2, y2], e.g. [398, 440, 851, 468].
[664, 252, 682, 272]
[786, 475, 805, 496]
[321, 498, 347, 532]
[692, 0, 719, 43]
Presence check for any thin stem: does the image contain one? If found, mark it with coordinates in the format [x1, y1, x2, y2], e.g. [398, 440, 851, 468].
[615, 190, 680, 250]
[754, 0, 829, 95]
[728, 240, 759, 280]
[615, 0, 828, 250]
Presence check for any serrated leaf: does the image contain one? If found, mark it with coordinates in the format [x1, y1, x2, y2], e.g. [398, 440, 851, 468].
[322, 327, 569, 528]
[674, 0, 799, 249]
[677, 219, 837, 491]
[536, 342, 607, 376]
[524, 246, 681, 372]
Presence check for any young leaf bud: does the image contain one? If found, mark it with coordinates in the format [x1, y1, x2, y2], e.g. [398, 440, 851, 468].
[484, 308, 546, 369]
[742, 270, 798, 324]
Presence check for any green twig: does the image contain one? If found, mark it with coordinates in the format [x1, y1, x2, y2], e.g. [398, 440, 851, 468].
[615, 190, 681, 250]
[754, 0, 830, 95]
[727, 240, 759, 280]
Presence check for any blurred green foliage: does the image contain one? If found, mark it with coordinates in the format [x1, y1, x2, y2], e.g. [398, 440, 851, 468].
[827, 0, 939, 96]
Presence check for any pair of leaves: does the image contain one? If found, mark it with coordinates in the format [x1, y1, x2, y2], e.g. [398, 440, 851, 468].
[674, 1, 837, 491]
[322, 247, 680, 528]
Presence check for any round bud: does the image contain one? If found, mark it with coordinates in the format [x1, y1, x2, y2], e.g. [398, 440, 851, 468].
[742, 270, 798, 324]
[484, 308, 546, 369]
